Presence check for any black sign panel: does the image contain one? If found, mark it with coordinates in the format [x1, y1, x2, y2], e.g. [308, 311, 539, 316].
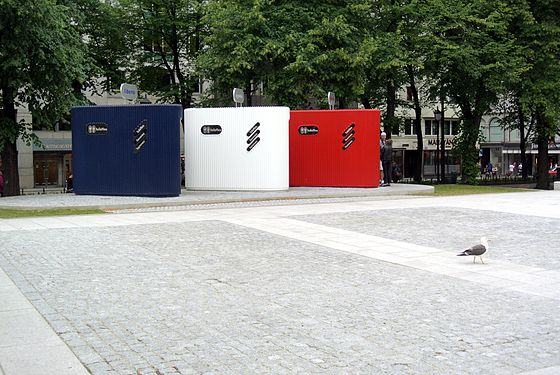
[342, 138, 355, 150]
[247, 129, 260, 144]
[342, 123, 356, 150]
[246, 122, 261, 152]
[247, 137, 261, 152]
[201, 125, 222, 135]
[133, 120, 148, 153]
[86, 123, 109, 135]
[342, 123, 355, 136]
[299, 125, 319, 135]
[247, 122, 260, 137]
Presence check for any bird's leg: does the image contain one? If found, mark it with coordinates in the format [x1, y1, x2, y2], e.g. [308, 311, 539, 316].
[473, 256, 476, 264]
[480, 257, 484, 264]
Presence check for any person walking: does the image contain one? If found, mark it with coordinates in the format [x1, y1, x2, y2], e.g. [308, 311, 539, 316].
[381, 138, 393, 186]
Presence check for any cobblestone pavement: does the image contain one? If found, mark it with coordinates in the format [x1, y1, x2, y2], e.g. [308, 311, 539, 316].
[295, 207, 560, 270]
[1, 191, 560, 374]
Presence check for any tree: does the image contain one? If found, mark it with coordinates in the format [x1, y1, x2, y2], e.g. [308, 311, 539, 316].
[66, 0, 130, 94]
[513, 0, 560, 189]
[425, 0, 524, 184]
[199, 0, 366, 108]
[496, 94, 535, 180]
[0, 0, 87, 196]
[357, 0, 407, 136]
[121, 0, 205, 108]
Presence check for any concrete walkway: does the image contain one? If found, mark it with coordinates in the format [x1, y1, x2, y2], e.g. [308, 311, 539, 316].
[0, 184, 432, 210]
[0, 269, 89, 375]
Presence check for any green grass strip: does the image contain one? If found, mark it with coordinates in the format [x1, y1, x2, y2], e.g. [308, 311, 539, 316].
[419, 184, 533, 196]
[0, 208, 106, 219]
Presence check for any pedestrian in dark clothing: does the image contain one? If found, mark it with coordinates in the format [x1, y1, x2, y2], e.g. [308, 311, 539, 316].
[381, 139, 393, 186]
[0, 170, 4, 197]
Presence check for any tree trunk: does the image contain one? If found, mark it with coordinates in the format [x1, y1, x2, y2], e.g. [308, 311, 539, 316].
[338, 97, 347, 110]
[458, 114, 482, 185]
[535, 110, 549, 190]
[440, 95, 446, 183]
[360, 96, 372, 109]
[1, 85, 20, 196]
[405, 65, 423, 182]
[385, 79, 396, 137]
[1, 142, 20, 196]
[517, 102, 528, 179]
[245, 82, 252, 107]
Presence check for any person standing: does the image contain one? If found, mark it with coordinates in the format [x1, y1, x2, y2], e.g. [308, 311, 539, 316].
[381, 138, 393, 186]
[0, 170, 4, 197]
[380, 132, 386, 185]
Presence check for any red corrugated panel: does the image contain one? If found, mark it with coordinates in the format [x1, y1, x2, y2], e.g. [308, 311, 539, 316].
[290, 109, 381, 187]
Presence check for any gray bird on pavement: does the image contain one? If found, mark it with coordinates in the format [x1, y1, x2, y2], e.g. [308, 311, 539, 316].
[457, 237, 489, 263]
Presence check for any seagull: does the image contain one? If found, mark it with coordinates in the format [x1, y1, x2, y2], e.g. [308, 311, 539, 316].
[457, 237, 489, 264]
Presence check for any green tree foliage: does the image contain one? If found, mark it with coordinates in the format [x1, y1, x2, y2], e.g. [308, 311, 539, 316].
[67, 0, 130, 93]
[0, 0, 87, 196]
[425, 0, 525, 184]
[514, 0, 560, 189]
[121, 0, 204, 107]
[199, 0, 365, 108]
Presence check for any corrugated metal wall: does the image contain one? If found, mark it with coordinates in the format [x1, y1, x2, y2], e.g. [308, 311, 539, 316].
[290, 110, 381, 187]
[185, 107, 289, 191]
[72, 105, 182, 196]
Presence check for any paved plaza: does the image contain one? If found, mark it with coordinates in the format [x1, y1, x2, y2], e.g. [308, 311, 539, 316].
[1, 189, 560, 374]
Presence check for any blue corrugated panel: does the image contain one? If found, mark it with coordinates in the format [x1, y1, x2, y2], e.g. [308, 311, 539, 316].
[71, 105, 182, 197]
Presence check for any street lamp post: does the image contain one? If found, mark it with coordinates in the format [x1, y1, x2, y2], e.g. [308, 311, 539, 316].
[434, 109, 442, 182]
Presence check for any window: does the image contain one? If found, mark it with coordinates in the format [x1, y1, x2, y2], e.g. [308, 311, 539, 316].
[425, 119, 460, 136]
[424, 120, 439, 136]
[404, 119, 417, 135]
[406, 86, 413, 101]
[444, 120, 451, 136]
[509, 129, 521, 142]
[489, 118, 503, 142]
[451, 120, 460, 135]
[480, 119, 488, 141]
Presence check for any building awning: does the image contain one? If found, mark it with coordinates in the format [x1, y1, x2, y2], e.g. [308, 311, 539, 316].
[503, 149, 560, 154]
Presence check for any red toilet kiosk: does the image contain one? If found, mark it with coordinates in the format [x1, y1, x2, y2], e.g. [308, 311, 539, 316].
[289, 109, 381, 187]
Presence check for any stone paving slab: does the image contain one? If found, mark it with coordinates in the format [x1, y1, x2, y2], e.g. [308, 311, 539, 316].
[0, 267, 89, 375]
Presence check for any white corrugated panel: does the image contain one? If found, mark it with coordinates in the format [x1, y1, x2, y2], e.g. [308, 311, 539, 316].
[185, 107, 290, 191]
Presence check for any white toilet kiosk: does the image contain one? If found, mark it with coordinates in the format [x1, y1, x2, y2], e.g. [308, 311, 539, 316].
[184, 107, 290, 191]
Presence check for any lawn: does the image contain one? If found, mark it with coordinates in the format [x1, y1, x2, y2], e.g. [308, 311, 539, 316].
[0, 208, 106, 219]
[424, 184, 533, 196]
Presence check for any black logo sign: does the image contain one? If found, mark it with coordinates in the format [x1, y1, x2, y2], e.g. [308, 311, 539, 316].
[133, 120, 148, 153]
[246, 122, 261, 152]
[299, 125, 319, 135]
[86, 123, 108, 135]
[201, 125, 222, 135]
[342, 123, 356, 150]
